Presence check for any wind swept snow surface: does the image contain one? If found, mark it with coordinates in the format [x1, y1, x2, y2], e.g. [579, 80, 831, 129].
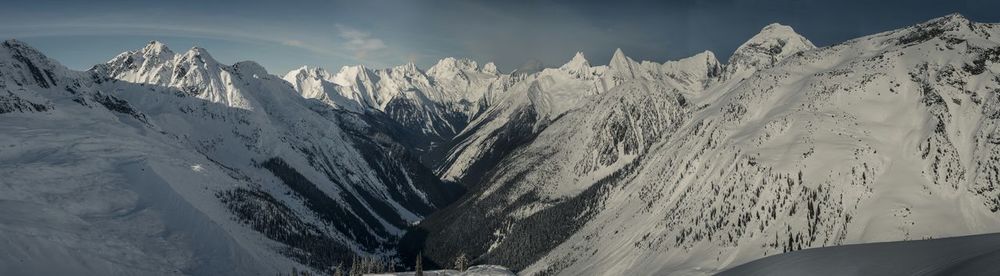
[369, 265, 515, 276]
[719, 233, 1000, 276]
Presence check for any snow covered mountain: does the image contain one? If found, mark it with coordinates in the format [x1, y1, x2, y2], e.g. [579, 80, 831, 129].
[721, 23, 816, 81]
[0, 40, 459, 275]
[282, 58, 524, 167]
[4, 12, 1000, 276]
[407, 13, 1000, 275]
[435, 49, 721, 185]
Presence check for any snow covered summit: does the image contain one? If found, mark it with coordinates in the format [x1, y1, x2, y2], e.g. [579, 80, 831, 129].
[723, 22, 816, 81]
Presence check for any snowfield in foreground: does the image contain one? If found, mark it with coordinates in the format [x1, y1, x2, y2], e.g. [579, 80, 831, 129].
[720, 233, 1000, 276]
[368, 265, 515, 276]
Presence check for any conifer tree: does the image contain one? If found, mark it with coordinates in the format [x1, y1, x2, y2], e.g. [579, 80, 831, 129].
[454, 253, 469, 271]
[415, 253, 424, 276]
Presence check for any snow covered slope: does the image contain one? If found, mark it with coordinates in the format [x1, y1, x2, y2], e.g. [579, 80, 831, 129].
[0, 40, 457, 275]
[371, 265, 516, 276]
[5, 12, 1000, 276]
[435, 49, 721, 184]
[719, 232, 1000, 276]
[410, 14, 1000, 275]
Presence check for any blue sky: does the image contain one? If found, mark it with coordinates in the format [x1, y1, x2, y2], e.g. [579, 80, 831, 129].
[2, 0, 999, 74]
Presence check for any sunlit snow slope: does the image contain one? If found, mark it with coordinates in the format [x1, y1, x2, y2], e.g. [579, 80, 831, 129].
[410, 14, 1000, 276]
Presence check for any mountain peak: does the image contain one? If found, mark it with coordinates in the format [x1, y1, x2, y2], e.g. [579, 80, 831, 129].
[698, 50, 717, 59]
[676, 50, 723, 80]
[386, 62, 425, 79]
[332, 65, 374, 87]
[561, 51, 590, 71]
[429, 57, 478, 75]
[723, 23, 815, 80]
[1, 39, 49, 60]
[0, 39, 63, 88]
[290, 66, 332, 78]
[747, 23, 811, 46]
[139, 41, 175, 62]
[611, 48, 627, 62]
[180, 46, 218, 66]
[919, 12, 973, 32]
[683, 50, 721, 67]
[937, 12, 968, 23]
[761, 23, 793, 32]
[186, 46, 210, 55]
[482, 62, 499, 74]
[608, 48, 637, 78]
[143, 41, 171, 53]
[3, 39, 31, 49]
[233, 60, 268, 77]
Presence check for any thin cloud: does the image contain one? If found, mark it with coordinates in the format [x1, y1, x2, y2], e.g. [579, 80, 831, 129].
[335, 24, 387, 59]
[282, 39, 306, 47]
[0, 22, 357, 61]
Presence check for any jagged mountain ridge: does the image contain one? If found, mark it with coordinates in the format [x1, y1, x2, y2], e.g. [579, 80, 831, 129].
[2, 12, 999, 276]
[407, 13, 1000, 276]
[0, 39, 460, 275]
[282, 58, 526, 167]
[280, 47, 723, 180]
[0, 30, 729, 275]
[434, 48, 723, 185]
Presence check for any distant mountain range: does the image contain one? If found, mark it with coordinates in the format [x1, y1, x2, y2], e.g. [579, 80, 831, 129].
[0, 13, 998, 276]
